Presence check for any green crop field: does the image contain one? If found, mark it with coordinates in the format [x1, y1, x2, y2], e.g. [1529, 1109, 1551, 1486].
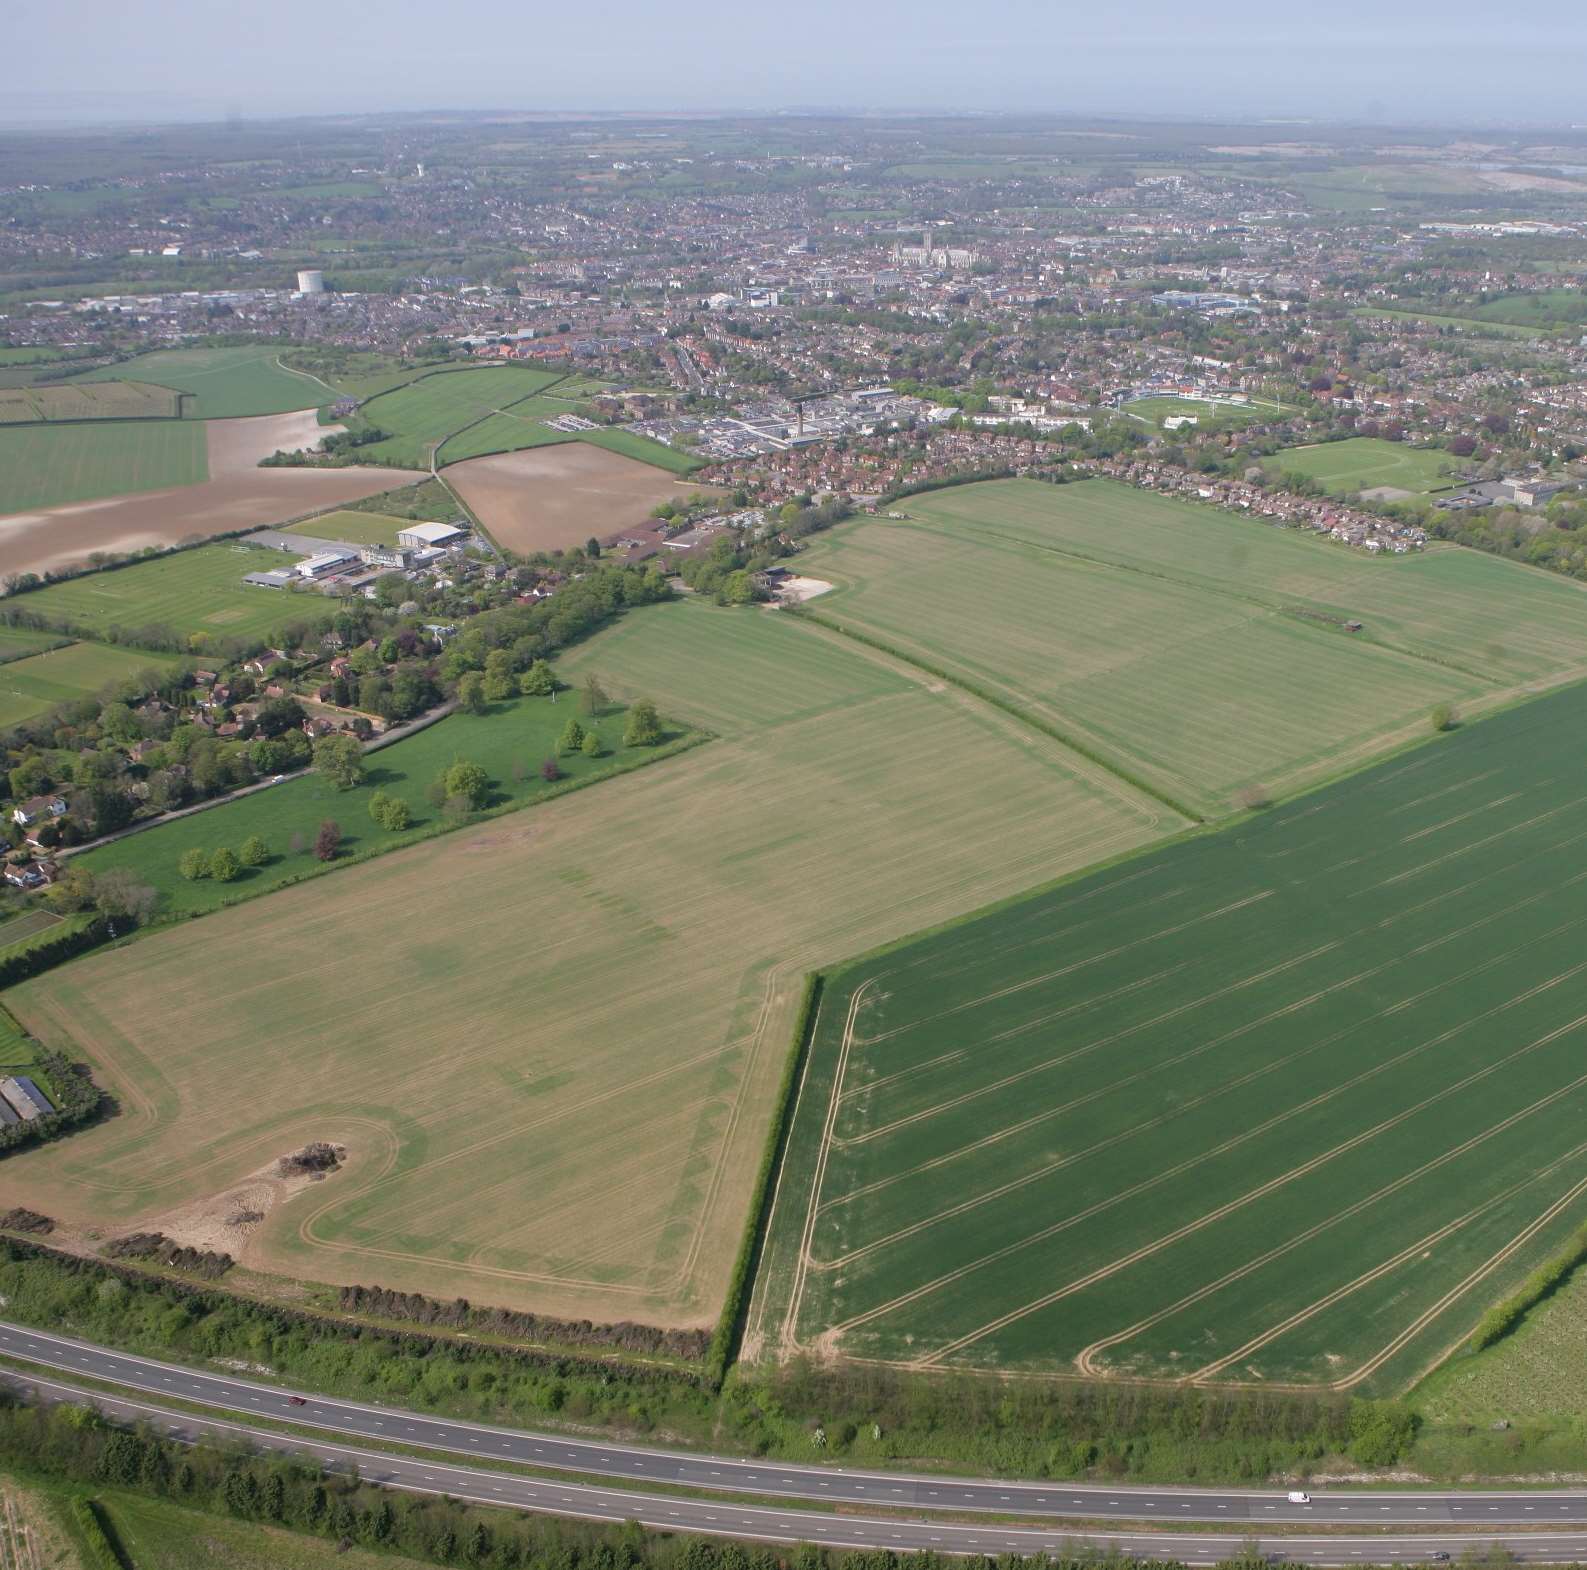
[576, 425, 704, 474]
[7, 601, 1167, 1326]
[73, 345, 332, 419]
[1264, 436, 1458, 495]
[0, 640, 183, 728]
[0, 419, 207, 513]
[750, 679, 1587, 1389]
[12, 544, 322, 645]
[297, 508, 411, 546]
[0, 380, 181, 423]
[354, 365, 570, 468]
[802, 478, 1587, 817]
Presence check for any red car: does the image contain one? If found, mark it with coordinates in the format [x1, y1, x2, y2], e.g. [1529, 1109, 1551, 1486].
[287, 1396, 307, 1407]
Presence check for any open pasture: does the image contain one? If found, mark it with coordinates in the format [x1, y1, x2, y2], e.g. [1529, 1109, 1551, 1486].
[1264, 436, 1457, 496]
[436, 397, 584, 464]
[576, 425, 704, 475]
[0, 640, 183, 728]
[5, 601, 1168, 1325]
[74, 345, 331, 419]
[354, 365, 570, 469]
[803, 478, 1587, 816]
[295, 508, 412, 546]
[0, 419, 207, 514]
[1120, 395, 1275, 428]
[0, 380, 181, 423]
[752, 678, 1587, 1390]
[10, 543, 322, 645]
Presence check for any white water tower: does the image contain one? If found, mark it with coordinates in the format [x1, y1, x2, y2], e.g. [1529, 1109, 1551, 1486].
[296, 269, 325, 295]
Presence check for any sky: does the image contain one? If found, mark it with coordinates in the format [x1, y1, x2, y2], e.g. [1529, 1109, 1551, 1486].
[9, 0, 1587, 127]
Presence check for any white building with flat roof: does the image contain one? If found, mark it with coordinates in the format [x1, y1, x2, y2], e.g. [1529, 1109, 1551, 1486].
[397, 521, 467, 549]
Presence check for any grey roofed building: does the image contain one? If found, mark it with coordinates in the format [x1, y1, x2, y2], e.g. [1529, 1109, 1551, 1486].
[0, 1075, 54, 1120]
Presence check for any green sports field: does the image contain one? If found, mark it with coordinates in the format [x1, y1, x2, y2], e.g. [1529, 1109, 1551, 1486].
[0, 640, 183, 728]
[354, 365, 572, 469]
[74, 345, 331, 419]
[0, 420, 207, 514]
[1121, 395, 1279, 428]
[11, 544, 320, 645]
[1264, 436, 1458, 496]
[803, 478, 1587, 816]
[297, 508, 411, 546]
[750, 678, 1587, 1389]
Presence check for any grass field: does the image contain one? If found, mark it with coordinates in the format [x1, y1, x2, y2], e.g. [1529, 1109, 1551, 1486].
[11, 544, 320, 645]
[73, 695, 671, 917]
[6, 601, 1168, 1325]
[1120, 395, 1279, 428]
[295, 508, 411, 546]
[436, 397, 584, 464]
[802, 478, 1587, 817]
[576, 425, 704, 475]
[0, 641, 183, 728]
[1353, 307, 1544, 342]
[1264, 436, 1458, 496]
[354, 365, 571, 469]
[749, 677, 1587, 1390]
[74, 345, 332, 419]
[0, 380, 181, 423]
[0, 420, 207, 514]
[0, 627, 72, 662]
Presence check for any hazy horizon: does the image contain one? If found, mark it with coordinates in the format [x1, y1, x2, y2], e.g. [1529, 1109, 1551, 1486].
[9, 0, 1587, 130]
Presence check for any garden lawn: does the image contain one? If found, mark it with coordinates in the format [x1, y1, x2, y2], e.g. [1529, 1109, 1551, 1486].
[8, 600, 1167, 1327]
[73, 345, 332, 419]
[750, 677, 1587, 1389]
[0, 420, 206, 513]
[1263, 436, 1458, 495]
[801, 477, 1587, 816]
[0, 641, 183, 728]
[11, 544, 323, 645]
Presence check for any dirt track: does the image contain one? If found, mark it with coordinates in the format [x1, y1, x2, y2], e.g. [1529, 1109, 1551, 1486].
[445, 441, 721, 553]
[0, 407, 420, 579]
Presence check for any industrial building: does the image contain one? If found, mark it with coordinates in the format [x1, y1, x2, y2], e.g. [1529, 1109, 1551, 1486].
[296, 269, 326, 295]
[397, 521, 467, 550]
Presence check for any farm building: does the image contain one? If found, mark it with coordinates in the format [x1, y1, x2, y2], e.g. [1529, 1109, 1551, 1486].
[397, 521, 467, 550]
[0, 1075, 54, 1121]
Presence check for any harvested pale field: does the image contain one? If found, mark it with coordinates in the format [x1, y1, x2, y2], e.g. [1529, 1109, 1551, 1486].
[447, 441, 721, 553]
[6, 602, 1169, 1326]
[0, 419, 419, 579]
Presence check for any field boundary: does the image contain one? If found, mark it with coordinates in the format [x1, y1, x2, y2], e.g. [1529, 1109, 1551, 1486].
[798, 607, 1203, 822]
[710, 972, 823, 1383]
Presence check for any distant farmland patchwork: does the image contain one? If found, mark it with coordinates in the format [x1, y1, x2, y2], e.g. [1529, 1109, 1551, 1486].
[73, 345, 333, 419]
[354, 364, 573, 469]
[751, 680, 1587, 1390]
[804, 478, 1587, 815]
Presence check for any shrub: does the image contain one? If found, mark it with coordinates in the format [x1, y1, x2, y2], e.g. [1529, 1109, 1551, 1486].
[624, 698, 663, 748]
[177, 848, 210, 881]
[557, 717, 586, 755]
[238, 834, 269, 867]
[314, 820, 342, 862]
[540, 757, 562, 782]
[581, 729, 602, 759]
[1431, 702, 1458, 732]
[208, 846, 240, 883]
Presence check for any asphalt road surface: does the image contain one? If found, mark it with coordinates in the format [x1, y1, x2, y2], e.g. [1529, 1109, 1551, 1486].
[3, 1323, 1585, 1563]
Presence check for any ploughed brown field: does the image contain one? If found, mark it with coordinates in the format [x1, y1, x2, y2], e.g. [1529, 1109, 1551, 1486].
[445, 441, 721, 553]
[0, 410, 421, 580]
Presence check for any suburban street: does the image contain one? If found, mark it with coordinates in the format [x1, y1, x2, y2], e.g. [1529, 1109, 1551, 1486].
[4, 1324, 1587, 1563]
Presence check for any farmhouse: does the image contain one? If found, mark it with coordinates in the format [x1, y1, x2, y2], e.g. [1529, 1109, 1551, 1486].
[11, 795, 66, 828]
[0, 1075, 54, 1121]
[397, 521, 467, 550]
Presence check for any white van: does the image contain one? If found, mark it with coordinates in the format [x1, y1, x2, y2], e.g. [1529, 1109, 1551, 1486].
[1287, 1490, 1311, 1504]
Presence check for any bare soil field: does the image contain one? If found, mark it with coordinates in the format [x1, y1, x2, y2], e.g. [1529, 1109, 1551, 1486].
[446, 441, 720, 552]
[0, 453, 420, 580]
[205, 409, 345, 474]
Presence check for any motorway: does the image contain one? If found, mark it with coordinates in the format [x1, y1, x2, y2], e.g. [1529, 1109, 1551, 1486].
[4, 1323, 1587, 1563]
